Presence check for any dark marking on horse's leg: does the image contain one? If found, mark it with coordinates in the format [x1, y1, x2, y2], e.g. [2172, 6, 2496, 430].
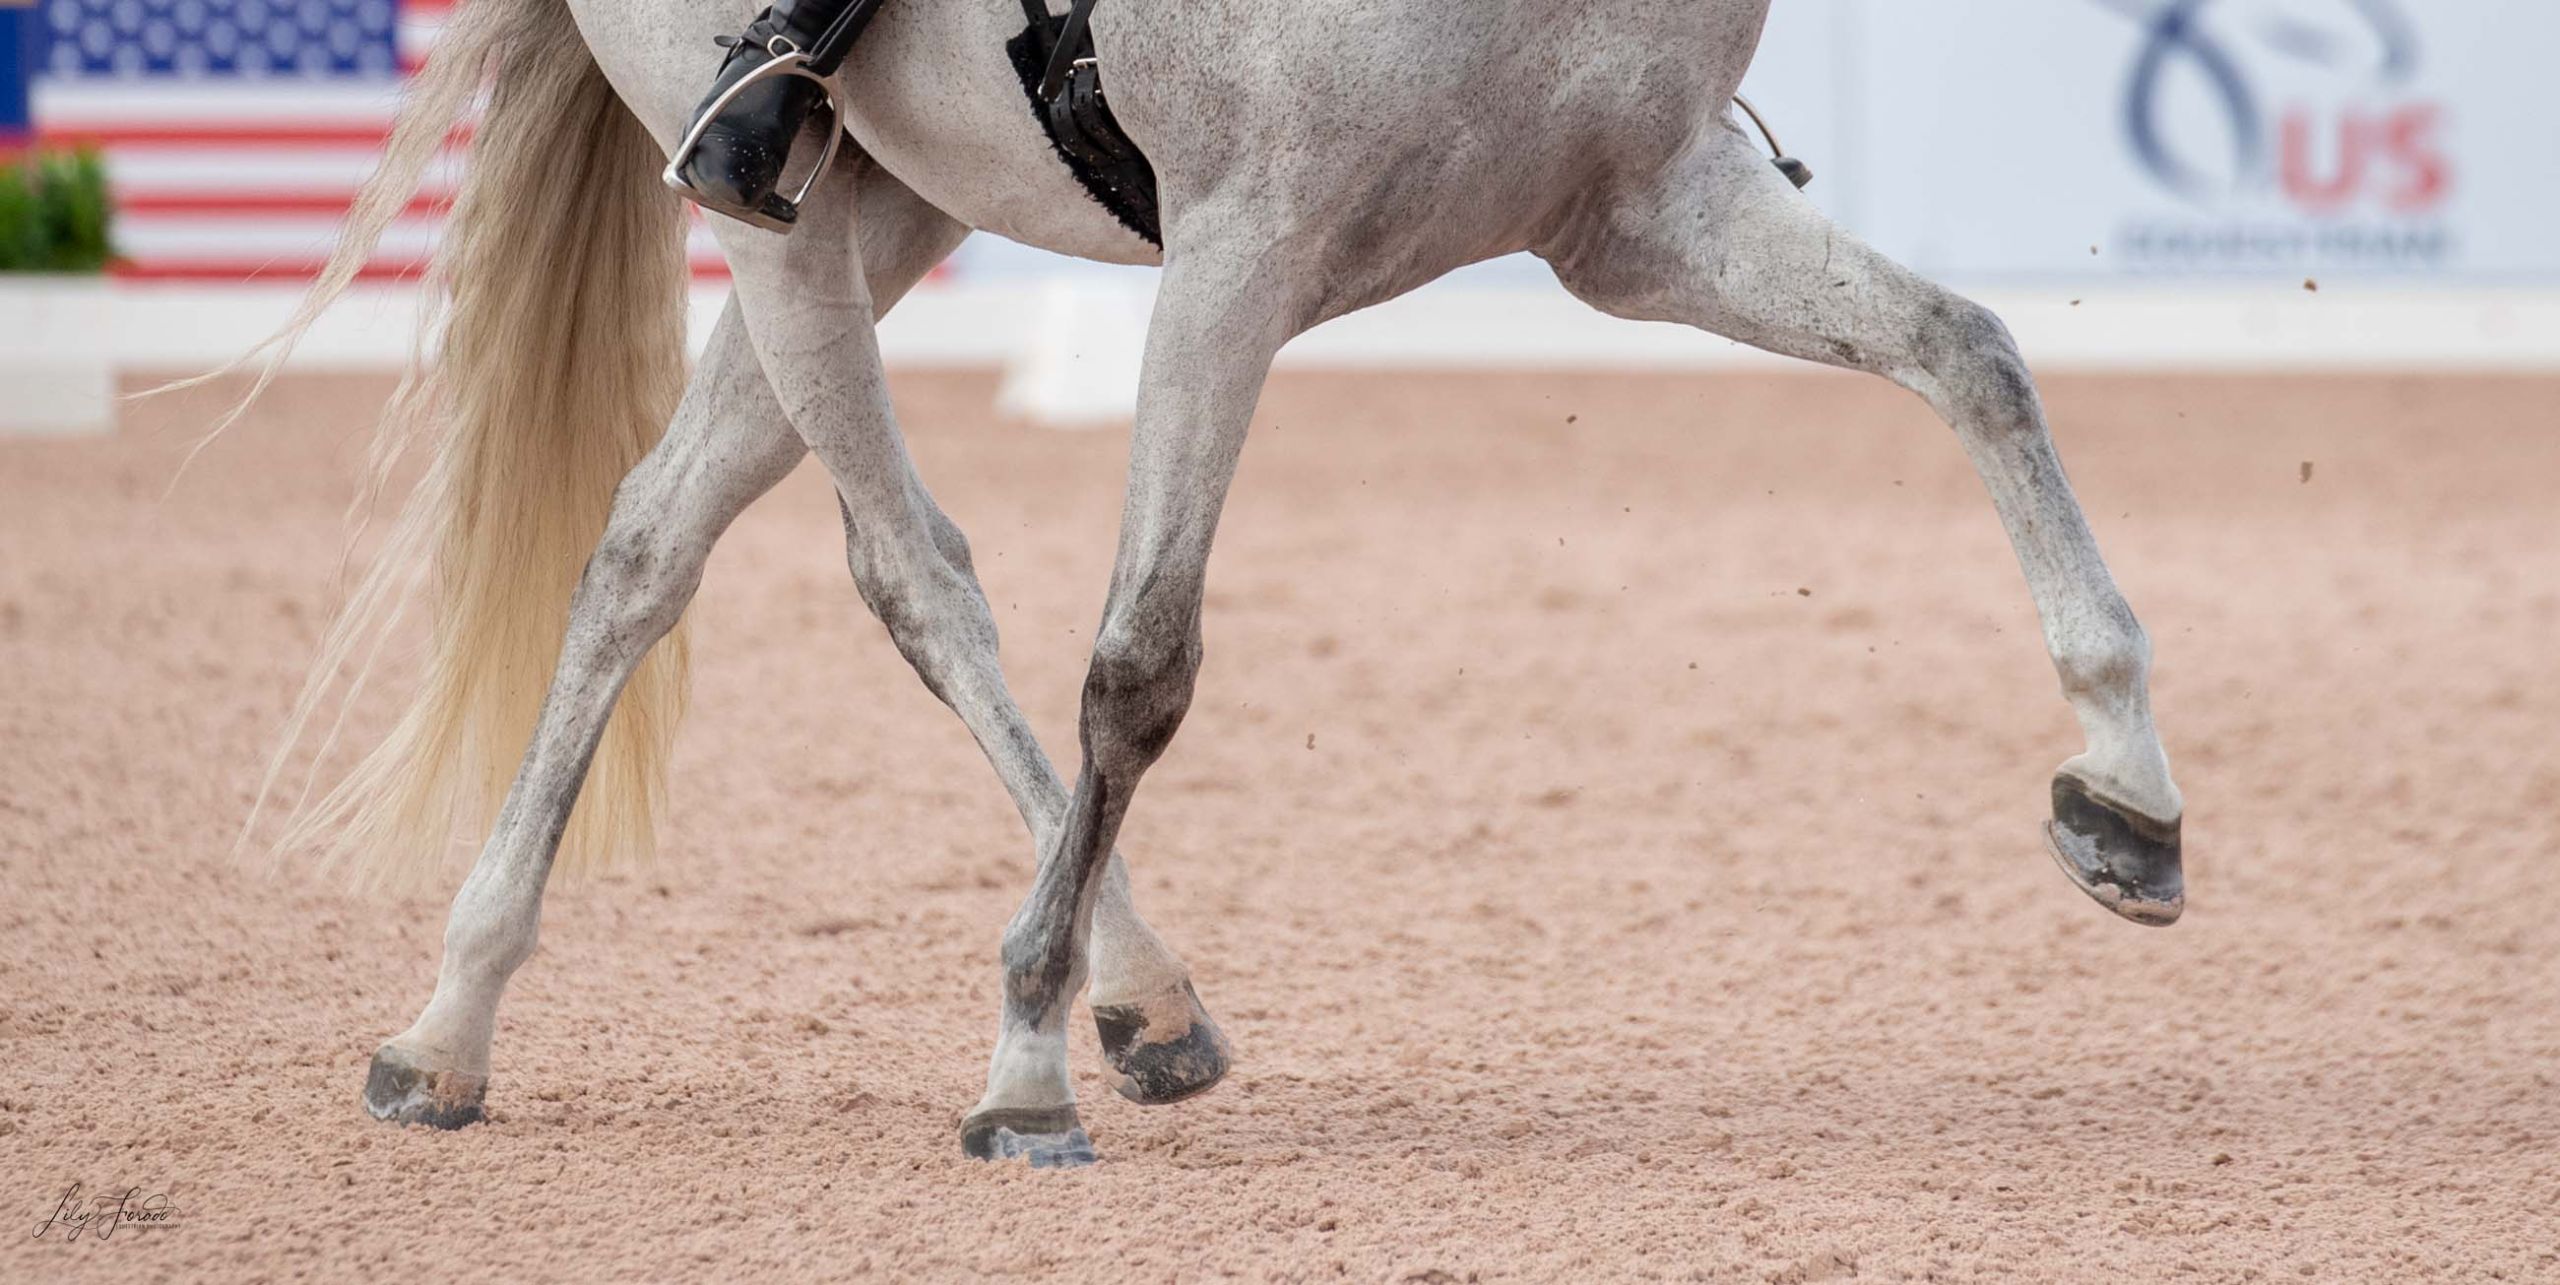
[1094, 978, 1232, 1105]
[2044, 772, 2184, 926]
[363, 1045, 488, 1129]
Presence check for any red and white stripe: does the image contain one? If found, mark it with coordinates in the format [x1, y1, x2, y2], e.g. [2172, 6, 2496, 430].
[36, 0, 731, 283]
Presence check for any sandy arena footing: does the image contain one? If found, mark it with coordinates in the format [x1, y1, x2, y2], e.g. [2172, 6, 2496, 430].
[4, 370, 2557, 1281]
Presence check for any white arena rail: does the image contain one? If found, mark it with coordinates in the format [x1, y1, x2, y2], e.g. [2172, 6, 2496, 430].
[48, 275, 2560, 434]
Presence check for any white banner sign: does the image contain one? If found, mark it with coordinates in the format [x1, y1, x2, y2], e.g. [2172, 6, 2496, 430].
[1750, 0, 2560, 284]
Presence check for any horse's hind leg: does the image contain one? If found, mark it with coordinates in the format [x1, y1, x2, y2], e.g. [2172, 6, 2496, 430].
[1542, 118, 2186, 925]
[717, 161, 1230, 1108]
[365, 300, 806, 1126]
[830, 497, 1231, 1105]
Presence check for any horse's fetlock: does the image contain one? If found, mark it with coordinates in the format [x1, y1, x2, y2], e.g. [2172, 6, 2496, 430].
[1000, 913, 1082, 1011]
[999, 919, 1053, 981]
[2056, 626, 2150, 698]
[443, 909, 537, 982]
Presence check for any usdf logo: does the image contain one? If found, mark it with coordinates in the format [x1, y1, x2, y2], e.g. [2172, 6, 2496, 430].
[2096, 0, 2453, 273]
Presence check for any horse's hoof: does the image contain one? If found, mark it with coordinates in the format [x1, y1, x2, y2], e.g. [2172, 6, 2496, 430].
[1094, 979, 1233, 1106]
[2044, 772, 2184, 926]
[363, 1044, 487, 1129]
[960, 1105, 1098, 1168]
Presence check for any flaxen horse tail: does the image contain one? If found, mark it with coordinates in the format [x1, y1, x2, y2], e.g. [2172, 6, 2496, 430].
[235, 0, 689, 890]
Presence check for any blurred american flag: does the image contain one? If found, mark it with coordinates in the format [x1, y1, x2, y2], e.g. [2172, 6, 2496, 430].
[29, 0, 729, 281]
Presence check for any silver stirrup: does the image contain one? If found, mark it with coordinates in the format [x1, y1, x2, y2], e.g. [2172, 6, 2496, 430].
[660, 38, 853, 233]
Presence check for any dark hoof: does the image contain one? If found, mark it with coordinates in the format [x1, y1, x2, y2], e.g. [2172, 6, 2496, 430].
[363, 1045, 487, 1129]
[960, 1105, 1097, 1168]
[1094, 979, 1233, 1106]
[2044, 773, 2184, 926]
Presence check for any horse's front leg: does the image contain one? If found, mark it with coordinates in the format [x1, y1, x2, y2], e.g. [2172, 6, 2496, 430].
[365, 300, 806, 1126]
[714, 161, 1231, 1114]
[1543, 119, 2186, 925]
[960, 236, 1306, 1166]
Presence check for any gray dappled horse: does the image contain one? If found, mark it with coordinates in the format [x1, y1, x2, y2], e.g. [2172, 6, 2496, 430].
[253, 0, 2187, 1166]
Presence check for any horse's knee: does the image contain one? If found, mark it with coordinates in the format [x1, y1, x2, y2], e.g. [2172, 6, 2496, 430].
[1914, 297, 2040, 431]
[442, 866, 542, 982]
[1080, 613, 1203, 771]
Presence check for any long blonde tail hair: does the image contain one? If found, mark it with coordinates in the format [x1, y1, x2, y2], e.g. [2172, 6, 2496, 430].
[236, 0, 691, 889]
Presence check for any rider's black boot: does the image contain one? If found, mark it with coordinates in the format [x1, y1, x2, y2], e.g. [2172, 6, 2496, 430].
[666, 0, 854, 231]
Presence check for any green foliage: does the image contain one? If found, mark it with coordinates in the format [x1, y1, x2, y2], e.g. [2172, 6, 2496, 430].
[0, 147, 115, 274]
[0, 166, 37, 272]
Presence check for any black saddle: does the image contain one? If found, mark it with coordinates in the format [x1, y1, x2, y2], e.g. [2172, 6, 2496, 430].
[1008, 0, 1162, 246]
